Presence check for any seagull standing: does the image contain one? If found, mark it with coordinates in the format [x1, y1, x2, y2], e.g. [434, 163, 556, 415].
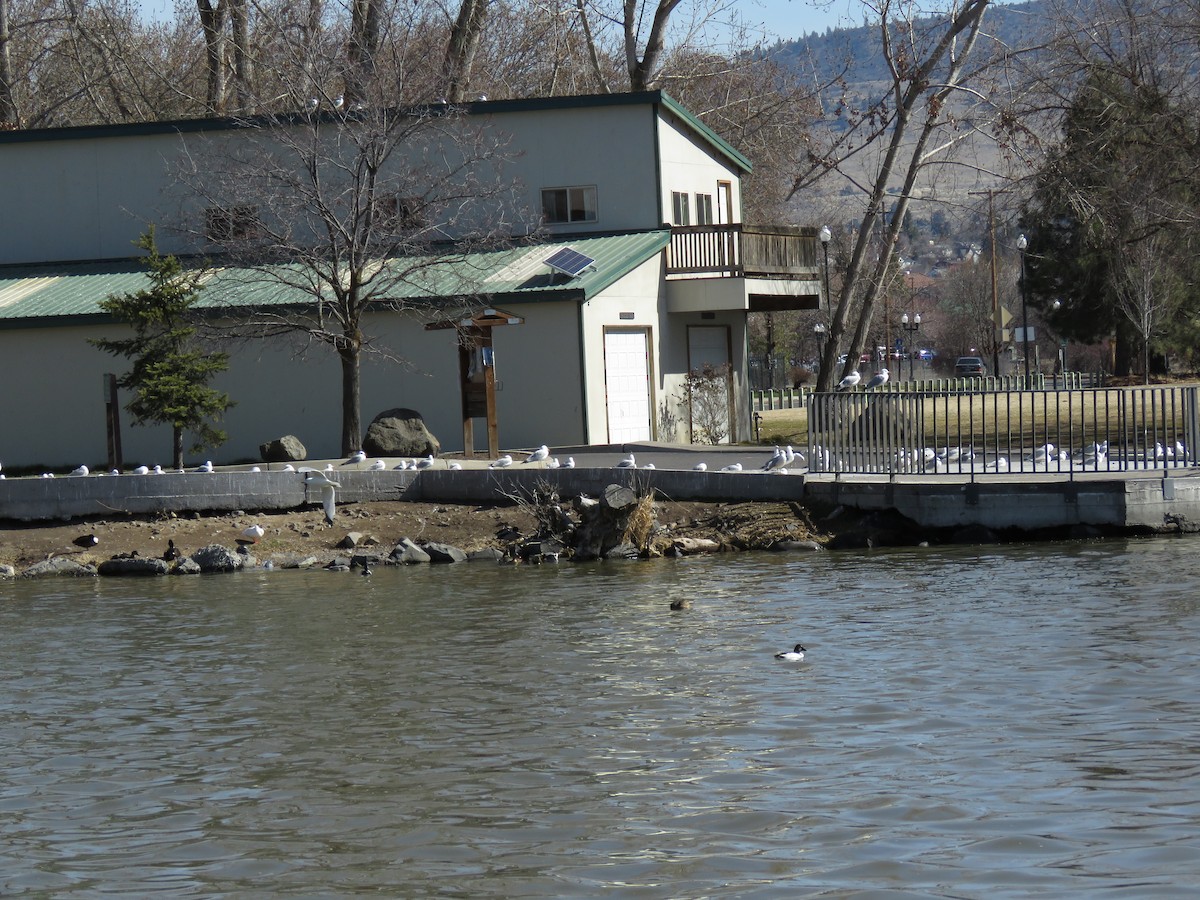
[863, 368, 890, 391]
[414, 455, 436, 469]
[490, 454, 513, 468]
[305, 474, 341, 524]
[347, 450, 367, 465]
[836, 371, 862, 391]
[523, 444, 550, 464]
[762, 446, 788, 471]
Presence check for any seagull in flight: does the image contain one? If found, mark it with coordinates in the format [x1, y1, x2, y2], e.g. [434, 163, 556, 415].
[836, 371, 862, 391]
[304, 474, 341, 524]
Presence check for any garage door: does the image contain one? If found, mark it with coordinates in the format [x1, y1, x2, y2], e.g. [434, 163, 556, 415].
[604, 329, 652, 443]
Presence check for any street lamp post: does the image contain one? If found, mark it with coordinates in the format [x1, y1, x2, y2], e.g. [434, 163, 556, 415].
[900, 313, 921, 382]
[1017, 233, 1030, 383]
[813, 323, 826, 375]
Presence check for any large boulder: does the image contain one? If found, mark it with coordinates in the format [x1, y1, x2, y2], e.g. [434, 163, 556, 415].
[362, 408, 440, 458]
[260, 435, 308, 462]
[191, 544, 244, 573]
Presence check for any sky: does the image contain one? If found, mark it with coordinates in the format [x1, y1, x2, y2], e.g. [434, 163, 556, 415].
[138, 0, 855, 45]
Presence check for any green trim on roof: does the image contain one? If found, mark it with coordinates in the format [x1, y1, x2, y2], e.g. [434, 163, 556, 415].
[0, 231, 671, 328]
[658, 93, 753, 174]
[0, 91, 750, 174]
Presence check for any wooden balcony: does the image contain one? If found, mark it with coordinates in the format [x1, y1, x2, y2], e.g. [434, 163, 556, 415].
[665, 224, 820, 279]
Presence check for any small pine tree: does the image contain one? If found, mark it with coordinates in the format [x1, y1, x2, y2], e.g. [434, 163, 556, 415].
[91, 228, 234, 469]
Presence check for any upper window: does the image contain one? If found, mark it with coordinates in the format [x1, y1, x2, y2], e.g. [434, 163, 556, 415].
[671, 191, 690, 226]
[696, 193, 714, 225]
[205, 205, 260, 243]
[542, 186, 597, 224]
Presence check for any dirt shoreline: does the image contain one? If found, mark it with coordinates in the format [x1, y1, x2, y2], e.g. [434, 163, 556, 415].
[0, 498, 829, 572]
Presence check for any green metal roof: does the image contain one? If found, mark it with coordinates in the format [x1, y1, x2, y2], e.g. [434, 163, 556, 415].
[0, 230, 671, 328]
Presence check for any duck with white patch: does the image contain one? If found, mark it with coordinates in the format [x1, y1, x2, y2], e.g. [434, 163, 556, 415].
[774, 643, 807, 661]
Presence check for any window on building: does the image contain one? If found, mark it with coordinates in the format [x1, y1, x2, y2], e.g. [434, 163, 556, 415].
[541, 186, 597, 224]
[671, 191, 690, 226]
[696, 193, 714, 225]
[205, 205, 260, 243]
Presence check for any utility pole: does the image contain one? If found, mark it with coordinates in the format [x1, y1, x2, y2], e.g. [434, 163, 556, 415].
[969, 188, 1009, 377]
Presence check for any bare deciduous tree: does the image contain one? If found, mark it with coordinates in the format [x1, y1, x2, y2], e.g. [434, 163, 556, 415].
[173, 99, 526, 453]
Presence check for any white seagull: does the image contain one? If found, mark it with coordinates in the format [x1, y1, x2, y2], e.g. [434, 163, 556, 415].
[369, 459, 386, 470]
[490, 454, 514, 468]
[546, 457, 561, 469]
[347, 450, 367, 465]
[304, 474, 341, 524]
[414, 455, 436, 469]
[523, 444, 550, 464]
[719, 462, 743, 472]
[195, 461, 214, 473]
[448, 461, 463, 470]
[133, 465, 150, 475]
[69, 465, 89, 476]
[762, 446, 788, 471]
[863, 368, 890, 391]
[615, 453, 636, 468]
[562, 457, 576, 468]
[836, 371, 862, 391]
[693, 462, 708, 472]
[774, 643, 807, 661]
[241, 524, 265, 542]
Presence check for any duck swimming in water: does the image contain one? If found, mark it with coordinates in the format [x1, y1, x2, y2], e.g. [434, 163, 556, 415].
[774, 643, 806, 661]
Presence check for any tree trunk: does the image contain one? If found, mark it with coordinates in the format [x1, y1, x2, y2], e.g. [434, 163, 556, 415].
[198, 0, 228, 115]
[0, 0, 20, 128]
[624, 0, 683, 91]
[444, 0, 489, 103]
[230, 0, 252, 112]
[340, 344, 362, 455]
[346, 0, 380, 105]
[173, 425, 184, 470]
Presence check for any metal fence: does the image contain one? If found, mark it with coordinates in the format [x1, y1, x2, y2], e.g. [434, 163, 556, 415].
[805, 385, 1200, 477]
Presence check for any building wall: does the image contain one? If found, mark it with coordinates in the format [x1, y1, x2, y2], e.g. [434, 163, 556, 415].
[0, 101, 738, 267]
[656, 111, 743, 224]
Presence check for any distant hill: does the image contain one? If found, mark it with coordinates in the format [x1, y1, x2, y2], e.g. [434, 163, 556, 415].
[768, 0, 1049, 88]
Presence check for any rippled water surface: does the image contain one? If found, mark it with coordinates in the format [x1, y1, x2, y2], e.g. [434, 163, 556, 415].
[3, 538, 1200, 897]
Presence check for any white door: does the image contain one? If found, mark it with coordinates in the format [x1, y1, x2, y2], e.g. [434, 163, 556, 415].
[604, 329, 653, 443]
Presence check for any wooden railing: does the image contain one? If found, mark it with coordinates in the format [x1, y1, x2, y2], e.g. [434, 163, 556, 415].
[666, 224, 820, 278]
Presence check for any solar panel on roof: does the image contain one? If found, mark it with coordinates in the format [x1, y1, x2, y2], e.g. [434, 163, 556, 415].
[545, 247, 595, 279]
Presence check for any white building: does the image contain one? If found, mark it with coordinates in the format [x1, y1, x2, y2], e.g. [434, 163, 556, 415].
[0, 92, 821, 470]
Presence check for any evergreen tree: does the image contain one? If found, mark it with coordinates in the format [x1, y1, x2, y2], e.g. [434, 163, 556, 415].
[91, 229, 234, 468]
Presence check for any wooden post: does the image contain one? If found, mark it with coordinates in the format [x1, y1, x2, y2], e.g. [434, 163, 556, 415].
[104, 373, 123, 471]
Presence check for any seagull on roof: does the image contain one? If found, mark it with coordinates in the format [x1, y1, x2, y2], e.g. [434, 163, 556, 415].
[615, 453, 636, 468]
[836, 371, 862, 391]
[523, 444, 550, 463]
[490, 454, 513, 468]
[863, 368, 890, 391]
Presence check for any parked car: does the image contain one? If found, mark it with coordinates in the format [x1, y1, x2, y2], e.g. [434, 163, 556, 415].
[954, 356, 987, 377]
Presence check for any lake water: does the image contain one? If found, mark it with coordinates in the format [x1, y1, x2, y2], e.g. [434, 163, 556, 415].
[3, 538, 1199, 897]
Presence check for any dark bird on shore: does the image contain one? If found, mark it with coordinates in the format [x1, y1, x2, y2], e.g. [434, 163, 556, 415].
[361, 563, 373, 577]
[163, 539, 181, 561]
[72, 534, 98, 548]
